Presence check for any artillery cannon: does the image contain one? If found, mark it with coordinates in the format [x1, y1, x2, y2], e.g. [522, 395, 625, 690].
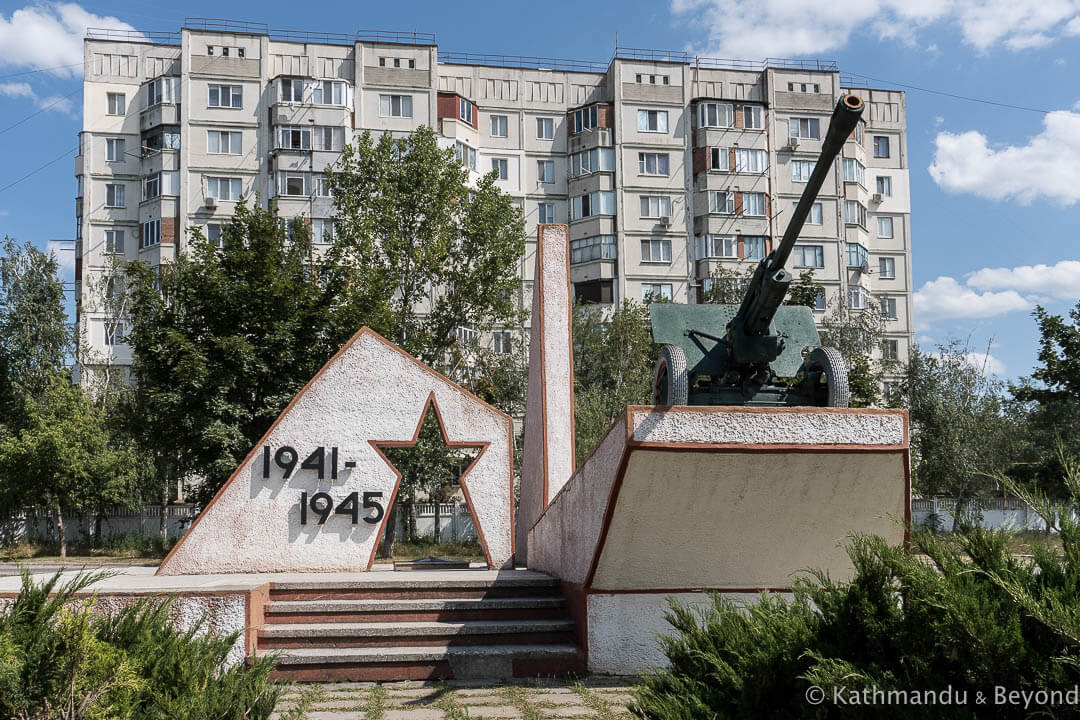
[652, 94, 864, 407]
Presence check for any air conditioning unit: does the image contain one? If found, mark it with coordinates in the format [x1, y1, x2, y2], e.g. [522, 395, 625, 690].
[787, 137, 799, 150]
[659, 215, 671, 227]
[205, 196, 217, 209]
[872, 192, 883, 203]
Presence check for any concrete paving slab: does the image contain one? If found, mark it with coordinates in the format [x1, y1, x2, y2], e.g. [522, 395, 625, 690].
[384, 709, 444, 720]
[462, 706, 521, 718]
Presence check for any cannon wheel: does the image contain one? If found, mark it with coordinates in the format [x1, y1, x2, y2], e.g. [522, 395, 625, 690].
[804, 346, 850, 408]
[654, 344, 689, 406]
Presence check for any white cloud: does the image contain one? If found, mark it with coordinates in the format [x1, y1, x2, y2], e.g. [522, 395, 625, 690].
[0, 3, 140, 76]
[0, 81, 73, 114]
[967, 261, 1080, 301]
[939, 351, 1007, 376]
[670, 0, 1080, 59]
[928, 110, 1080, 204]
[0, 82, 34, 99]
[46, 240, 75, 279]
[913, 276, 1031, 329]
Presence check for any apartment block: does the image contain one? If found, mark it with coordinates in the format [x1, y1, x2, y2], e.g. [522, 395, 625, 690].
[75, 20, 914, 390]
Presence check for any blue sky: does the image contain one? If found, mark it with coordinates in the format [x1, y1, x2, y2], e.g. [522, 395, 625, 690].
[1, 0, 1078, 383]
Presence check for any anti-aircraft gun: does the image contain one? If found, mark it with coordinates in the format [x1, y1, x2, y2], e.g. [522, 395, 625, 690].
[651, 94, 865, 407]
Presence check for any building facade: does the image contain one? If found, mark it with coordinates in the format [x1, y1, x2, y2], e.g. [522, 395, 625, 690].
[75, 21, 914, 388]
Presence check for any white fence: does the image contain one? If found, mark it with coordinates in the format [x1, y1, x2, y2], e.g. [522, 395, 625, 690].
[911, 498, 1064, 533]
[393, 502, 477, 542]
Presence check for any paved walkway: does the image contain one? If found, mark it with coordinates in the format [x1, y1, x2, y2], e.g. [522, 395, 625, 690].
[273, 678, 638, 719]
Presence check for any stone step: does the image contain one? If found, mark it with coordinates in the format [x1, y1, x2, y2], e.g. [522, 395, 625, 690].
[267, 576, 562, 602]
[263, 596, 569, 623]
[258, 619, 575, 649]
[268, 643, 585, 682]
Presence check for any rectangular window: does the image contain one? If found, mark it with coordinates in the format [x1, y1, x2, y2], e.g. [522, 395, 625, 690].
[848, 286, 871, 310]
[735, 149, 768, 173]
[570, 191, 615, 220]
[883, 339, 899, 360]
[455, 141, 477, 170]
[879, 256, 896, 279]
[793, 244, 825, 268]
[847, 242, 869, 269]
[793, 201, 824, 225]
[490, 115, 508, 137]
[572, 105, 598, 133]
[207, 130, 242, 154]
[312, 81, 345, 106]
[536, 117, 554, 139]
[710, 147, 729, 171]
[314, 175, 331, 197]
[789, 117, 820, 139]
[638, 152, 669, 176]
[696, 234, 737, 259]
[143, 174, 159, 200]
[459, 98, 473, 124]
[311, 219, 335, 245]
[814, 289, 827, 311]
[280, 78, 304, 103]
[570, 235, 617, 263]
[315, 126, 345, 152]
[276, 126, 311, 150]
[744, 235, 766, 260]
[569, 147, 614, 177]
[639, 196, 672, 219]
[105, 183, 125, 208]
[106, 138, 124, 162]
[637, 109, 668, 133]
[142, 218, 160, 247]
[876, 175, 892, 196]
[879, 297, 898, 320]
[742, 105, 764, 129]
[642, 283, 673, 303]
[491, 157, 508, 180]
[709, 191, 735, 214]
[208, 84, 242, 108]
[379, 94, 412, 117]
[278, 173, 308, 196]
[842, 157, 866, 186]
[844, 200, 867, 228]
[208, 176, 243, 200]
[874, 135, 891, 158]
[107, 92, 125, 115]
[877, 216, 894, 239]
[105, 230, 125, 254]
[493, 331, 512, 354]
[537, 160, 554, 184]
[146, 77, 177, 106]
[641, 238, 672, 263]
[743, 192, 766, 217]
[698, 101, 733, 128]
[538, 202, 555, 224]
[206, 223, 224, 248]
[791, 160, 815, 182]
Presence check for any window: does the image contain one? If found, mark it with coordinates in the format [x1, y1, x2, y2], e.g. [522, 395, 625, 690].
[538, 202, 555, 224]
[455, 141, 477, 170]
[637, 109, 668, 133]
[490, 115, 508, 137]
[814, 289, 827, 311]
[879, 297, 898, 320]
[570, 191, 616, 220]
[883, 339, 899, 360]
[393, 58, 401, 68]
[221, 47, 229, 57]
[569, 147, 614, 176]
[142, 218, 160, 247]
[793, 201, 824, 225]
[146, 77, 177, 106]
[698, 102, 733, 128]
[455, 326, 478, 346]
[459, 98, 473, 124]
[536, 117, 554, 140]
[106, 92, 125, 115]
[847, 242, 869, 269]
[278, 173, 308, 196]
[855, 121, 864, 145]
[537, 160, 554, 184]
[709, 191, 735, 214]
[105, 183, 125, 208]
[314, 175, 331, 197]
[570, 235, 617, 263]
[842, 158, 865, 187]
[104, 320, 125, 346]
[879, 256, 896, 278]
[238, 48, 245, 58]
[208, 84, 242, 108]
[379, 94, 412, 117]
[639, 152, 669, 176]
[572, 105, 597, 133]
[791, 160, 815, 182]
[735, 149, 768, 173]
[744, 236, 766, 260]
[793, 244, 824, 268]
[742, 105, 764, 130]
[311, 219, 335, 245]
[280, 78, 304, 103]
[847, 285, 871, 310]
[743, 192, 766, 217]
[312, 81, 345, 106]
[844, 200, 867, 228]
[105, 230, 124, 254]
[697, 234, 737, 259]
[315, 126, 345, 152]
[206, 223, 224, 248]
[787, 82, 820, 93]
[876, 175, 892, 196]
[877, 216, 894, 239]
[709, 147, 729, 171]
[207, 176, 242, 200]
[207, 130, 242, 154]
[143, 174, 159, 200]
[642, 283, 673, 303]
[491, 157, 508, 180]
[789, 117, 820, 139]
[276, 126, 311, 150]
[379, 57, 386, 66]
[493, 331, 512, 354]
[641, 238, 672, 263]
[106, 138, 124, 162]
[574, 278, 614, 303]
[409, 58, 415, 68]
[639, 196, 671, 219]
[873, 135, 891, 158]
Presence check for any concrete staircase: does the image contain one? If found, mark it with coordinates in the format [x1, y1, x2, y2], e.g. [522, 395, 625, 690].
[260, 572, 585, 681]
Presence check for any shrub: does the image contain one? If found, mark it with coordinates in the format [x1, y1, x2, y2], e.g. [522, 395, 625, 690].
[0, 570, 280, 719]
[632, 451, 1080, 719]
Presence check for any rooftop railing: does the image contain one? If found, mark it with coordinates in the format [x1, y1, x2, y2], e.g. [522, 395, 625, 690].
[439, 51, 608, 73]
[86, 27, 180, 44]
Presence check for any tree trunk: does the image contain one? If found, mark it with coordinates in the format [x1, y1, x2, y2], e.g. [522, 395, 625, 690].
[94, 515, 102, 549]
[434, 501, 441, 545]
[407, 499, 417, 543]
[379, 504, 398, 559]
[160, 469, 169, 539]
[55, 506, 66, 559]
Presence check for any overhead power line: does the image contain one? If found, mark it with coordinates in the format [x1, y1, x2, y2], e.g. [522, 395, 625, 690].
[0, 146, 77, 196]
[847, 73, 1054, 115]
[0, 87, 82, 135]
[0, 62, 84, 79]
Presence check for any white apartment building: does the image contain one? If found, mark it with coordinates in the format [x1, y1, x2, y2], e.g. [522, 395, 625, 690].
[75, 20, 914, 388]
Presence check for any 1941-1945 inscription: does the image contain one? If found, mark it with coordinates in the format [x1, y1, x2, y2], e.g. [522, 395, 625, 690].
[261, 444, 385, 526]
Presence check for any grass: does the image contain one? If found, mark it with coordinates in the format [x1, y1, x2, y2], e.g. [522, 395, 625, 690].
[0, 533, 178, 561]
[502, 684, 543, 720]
[375, 537, 486, 562]
[364, 684, 389, 720]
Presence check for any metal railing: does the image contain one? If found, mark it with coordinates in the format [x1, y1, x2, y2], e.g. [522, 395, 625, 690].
[355, 29, 435, 45]
[615, 46, 691, 64]
[86, 27, 180, 44]
[183, 17, 269, 34]
[439, 51, 607, 73]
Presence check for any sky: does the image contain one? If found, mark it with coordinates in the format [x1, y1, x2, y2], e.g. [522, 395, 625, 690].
[1, 0, 1078, 383]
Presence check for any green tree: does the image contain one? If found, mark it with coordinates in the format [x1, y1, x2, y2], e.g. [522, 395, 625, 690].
[701, 264, 823, 309]
[819, 295, 890, 407]
[0, 375, 137, 557]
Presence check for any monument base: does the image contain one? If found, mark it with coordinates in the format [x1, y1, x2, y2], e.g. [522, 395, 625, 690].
[527, 405, 909, 675]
